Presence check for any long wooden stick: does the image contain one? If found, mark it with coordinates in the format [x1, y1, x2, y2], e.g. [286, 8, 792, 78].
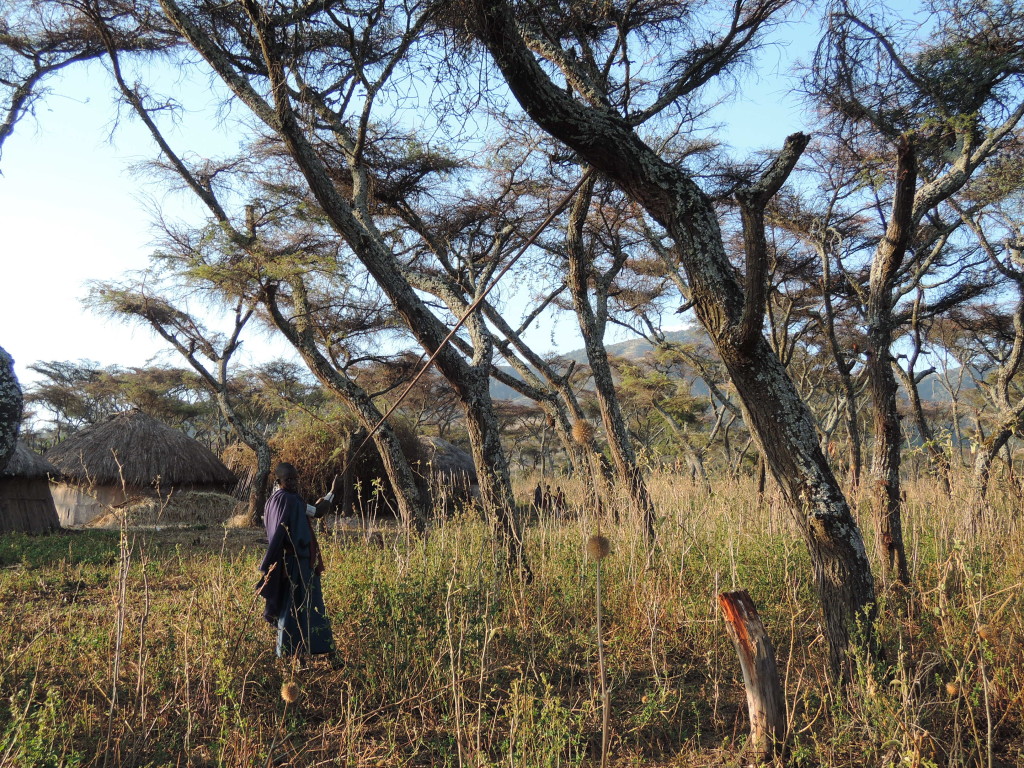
[338, 171, 593, 479]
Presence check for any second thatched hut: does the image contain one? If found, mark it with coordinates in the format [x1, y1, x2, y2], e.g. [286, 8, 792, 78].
[0, 442, 61, 534]
[45, 410, 236, 526]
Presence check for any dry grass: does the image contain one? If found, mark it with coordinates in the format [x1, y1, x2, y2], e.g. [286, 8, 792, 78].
[87, 491, 242, 529]
[0, 471, 1022, 766]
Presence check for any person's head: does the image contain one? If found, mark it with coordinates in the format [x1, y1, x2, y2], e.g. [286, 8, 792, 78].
[275, 462, 298, 492]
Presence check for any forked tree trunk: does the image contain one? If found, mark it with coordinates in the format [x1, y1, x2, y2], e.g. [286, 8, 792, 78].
[469, 0, 875, 674]
[718, 590, 786, 764]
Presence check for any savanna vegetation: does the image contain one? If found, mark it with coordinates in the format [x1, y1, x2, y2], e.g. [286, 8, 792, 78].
[1, 473, 1023, 767]
[3, 0, 1024, 764]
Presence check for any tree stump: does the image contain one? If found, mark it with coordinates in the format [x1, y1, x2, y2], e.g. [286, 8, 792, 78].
[718, 589, 786, 763]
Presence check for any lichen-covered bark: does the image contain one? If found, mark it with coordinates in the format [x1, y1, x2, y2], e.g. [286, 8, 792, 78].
[0, 346, 22, 473]
[470, 0, 875, 674]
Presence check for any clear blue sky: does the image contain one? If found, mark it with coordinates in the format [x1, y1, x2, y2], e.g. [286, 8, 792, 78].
[0, 9, 821, 392]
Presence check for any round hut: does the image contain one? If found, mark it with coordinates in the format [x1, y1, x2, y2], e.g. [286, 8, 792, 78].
[0, 442, 61, 534]
[45, 410, 236, 526]
[415, 436, 478, 511]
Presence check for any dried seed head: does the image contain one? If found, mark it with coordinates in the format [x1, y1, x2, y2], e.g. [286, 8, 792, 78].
[572, 419, 594, 445]
[281, 681, 300, 703]
[978, 624, 999, 642]
[945, 681, 960, 697]
[586, 534, 611, 561]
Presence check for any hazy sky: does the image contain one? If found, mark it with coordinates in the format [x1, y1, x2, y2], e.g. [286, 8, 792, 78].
[0, 12, 817, 392]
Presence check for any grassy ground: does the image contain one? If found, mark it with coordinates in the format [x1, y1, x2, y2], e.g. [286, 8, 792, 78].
[1, 473, 1022, 767]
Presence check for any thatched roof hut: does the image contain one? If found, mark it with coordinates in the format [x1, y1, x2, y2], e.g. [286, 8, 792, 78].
[415, 437, 478, 512]
[417, 437, 477, 485]
[0, 442, 61, 534]
[46, 410, 236, 526]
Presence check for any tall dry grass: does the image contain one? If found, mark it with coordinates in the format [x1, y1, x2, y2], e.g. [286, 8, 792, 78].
[0, 470, 1021, 766]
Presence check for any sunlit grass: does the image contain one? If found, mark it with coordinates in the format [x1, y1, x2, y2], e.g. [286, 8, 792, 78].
[0, 471, 1022, 766]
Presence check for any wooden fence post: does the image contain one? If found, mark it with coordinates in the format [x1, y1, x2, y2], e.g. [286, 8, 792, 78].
[718, 589, 786, 763]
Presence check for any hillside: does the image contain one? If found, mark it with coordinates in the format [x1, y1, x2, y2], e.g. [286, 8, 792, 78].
[489, 328, 706, 402]
[489, 328, 976, 405]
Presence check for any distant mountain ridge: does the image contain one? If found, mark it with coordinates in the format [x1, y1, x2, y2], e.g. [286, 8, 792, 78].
[489, 328, 704, 402]
[489, 327, 975, 405]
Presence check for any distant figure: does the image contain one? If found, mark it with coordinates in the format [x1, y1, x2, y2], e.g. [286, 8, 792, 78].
[257, 463, 338, 658]
[533, 483, 543, 513]
[554, 487, 567, 517]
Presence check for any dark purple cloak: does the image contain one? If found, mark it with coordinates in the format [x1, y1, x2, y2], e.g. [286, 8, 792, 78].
[256, 488, 310, 624]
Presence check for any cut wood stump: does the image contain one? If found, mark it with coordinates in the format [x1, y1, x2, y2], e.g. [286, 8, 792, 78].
[718, 589, 786, 764]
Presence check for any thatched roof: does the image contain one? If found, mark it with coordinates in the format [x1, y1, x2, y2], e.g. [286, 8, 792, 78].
[45, 410, 236, 488]
[417, 437, 477, 482]
[1, 442, 59, 480]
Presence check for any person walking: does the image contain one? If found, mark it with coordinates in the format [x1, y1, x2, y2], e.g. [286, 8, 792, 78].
[257, 462, 338, 658]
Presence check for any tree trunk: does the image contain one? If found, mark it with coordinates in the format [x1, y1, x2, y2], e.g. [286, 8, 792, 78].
[248, 442, 272, 525]
[866, 339, 911, 586]
[719, 339, 877, 674]
[841, 378, 863, 490]
[864, 138, 917, 588]
[460, 367, 528, 575]
[0, 346, 21, 473]
[470, 1, 877, 674]
[718, 590, 786, 764]
[341, 428, 362, 517]
[972, 427, 1013, 505]
[566, 177, 657, 543]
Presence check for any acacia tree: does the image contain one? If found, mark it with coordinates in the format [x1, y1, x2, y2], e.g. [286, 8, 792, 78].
[0, 0, 542, 567]
[808, 0, 1024, 584]
[24, 360, 218, 438]
[958, 210, 1024, 507]
[465, 0, 876, 675]
[89, 286, 278, 523]
[140, 199, 437, 532]
[615, 353, 711, 490]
